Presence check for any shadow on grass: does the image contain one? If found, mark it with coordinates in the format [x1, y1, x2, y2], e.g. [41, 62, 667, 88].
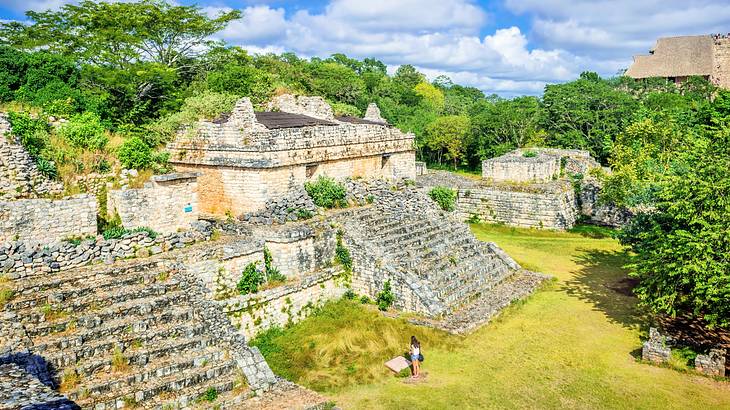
[562, 248, 647, 330]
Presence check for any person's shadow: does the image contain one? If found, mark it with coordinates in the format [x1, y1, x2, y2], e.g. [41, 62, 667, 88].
[0, 352, 81, 409]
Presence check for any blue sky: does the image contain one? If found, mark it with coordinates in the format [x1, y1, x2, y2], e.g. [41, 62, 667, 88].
[1, 0, 729, 96]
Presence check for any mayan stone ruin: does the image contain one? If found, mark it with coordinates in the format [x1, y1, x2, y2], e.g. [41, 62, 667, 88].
[418, 148, 630, 230]
[0, 95, 562, 409]
[167, 94, 416, 217]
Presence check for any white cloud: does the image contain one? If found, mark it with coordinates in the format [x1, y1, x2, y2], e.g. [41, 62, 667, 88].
[0, 0, 72, 12]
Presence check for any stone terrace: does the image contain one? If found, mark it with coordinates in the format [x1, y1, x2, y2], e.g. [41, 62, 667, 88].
[0, 239, 333, 409]
[336, 180, 548, 320]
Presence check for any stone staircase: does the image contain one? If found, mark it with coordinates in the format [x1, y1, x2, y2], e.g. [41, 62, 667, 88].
[2, 254, 277, 409]
[346, 206, 518, 314]
[336, 179, 536, 320]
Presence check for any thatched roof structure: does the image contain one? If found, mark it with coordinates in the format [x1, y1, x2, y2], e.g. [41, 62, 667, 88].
[625, 35, 714, 78]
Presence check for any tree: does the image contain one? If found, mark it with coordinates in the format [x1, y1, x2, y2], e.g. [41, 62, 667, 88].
[414, 82, 445, 113]
[618, 125, 730, 328]
[424, 115, 470, 167]
[307, 62, 365, 105]
[0, 0, 240, 69]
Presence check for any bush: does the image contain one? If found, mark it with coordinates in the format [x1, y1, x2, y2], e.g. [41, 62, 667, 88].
[102, 225, 127, 240]
[522, 150, 538, 158]
[376, 280, 395, 311]
[263, 246, 286, 283]
[343, 289, 356, 300]
[359, 295, 371, 304]
[35, 157, 58, 179]
[304, 176, 347, 209]
[428, 186, 457, 211]
[117, 136, 152, 169]
[237, 262, 264, 295]
[58, 112, 108, 150]
[129, 226, 158, 239]
[335, 230, 352, 273]
[7, 112, 50, 157]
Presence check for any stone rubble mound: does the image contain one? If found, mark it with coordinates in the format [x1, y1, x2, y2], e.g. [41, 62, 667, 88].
[0, 114, 64, 200]
[1, 221, 214, 279]
[1, 247, 277, 409]
[240, 187, 317, 225]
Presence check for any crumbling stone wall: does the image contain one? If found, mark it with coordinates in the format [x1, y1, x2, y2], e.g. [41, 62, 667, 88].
[456, 182, 578, 230]
[712, 35, 730, 90]
[642, 328, 671, 364]
[220, 267, 347, 338]
[0, 114, 63, 200]
[107, 172, 200, 234]
[260, 224, 336, 277]
[695, 348, 726, 377]
[0, 222, 212, 279]
[0, 195, 96, 244]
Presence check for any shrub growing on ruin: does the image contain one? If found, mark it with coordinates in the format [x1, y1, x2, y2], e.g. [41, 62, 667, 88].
[58, 112, 108, 150]
[304, 176, 347, 209]
[263, 246, 286, 284]
[522, 150, 537, 158]
[237, 262, 264, 295]
[376, 280, 395, 311]
[334, 230, 352, 274]
[428, 186, 456, 211]
[117, 136, 152, 169]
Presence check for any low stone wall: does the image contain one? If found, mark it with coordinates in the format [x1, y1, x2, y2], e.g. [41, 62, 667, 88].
[695, 349, 726, 377]
[482, 152, 560, 183]
[220, 268, 347, 339]
[108, 172, 200, 234]
[0, 194, 97, 244]
[455, 182, 578, 230]
[260, 224, 336, 277]
[0, 221, 212, 279]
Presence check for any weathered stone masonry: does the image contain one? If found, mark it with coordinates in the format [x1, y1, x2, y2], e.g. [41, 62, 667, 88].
[107, 172, 201, 234]
[168, 96, 416, 216]
[0, 195, 97, 244]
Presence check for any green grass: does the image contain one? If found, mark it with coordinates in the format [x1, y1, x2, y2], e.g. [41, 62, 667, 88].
[256, 223, 730, 409]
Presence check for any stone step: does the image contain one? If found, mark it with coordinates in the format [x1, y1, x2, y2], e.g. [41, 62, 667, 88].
[45, 320, 208, 371]
[9, 279, 181, 318]
[22, 290, 189, 336]
[149, 370, 242, 410]
[10, 259, 170, 302]
[30, 306, 195, 357]
[72, 354, 238, 408]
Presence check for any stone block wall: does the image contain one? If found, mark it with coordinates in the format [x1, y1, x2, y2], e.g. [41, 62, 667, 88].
[712, 35, 730, 89]
[261, 223, 336, 277]
[107, 172, 200, 234]
[482, 153, 560, 183]
[220, 268, 347, 339]
[0, 115, 64, 201]
[454, 182, 578, 230]
[0, 195, 96, 244]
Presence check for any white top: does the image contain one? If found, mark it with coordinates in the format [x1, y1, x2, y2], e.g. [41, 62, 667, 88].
[412, 345, 420, 355]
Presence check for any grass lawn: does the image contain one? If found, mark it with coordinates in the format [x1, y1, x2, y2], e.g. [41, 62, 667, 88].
[253, 224, 730, 409]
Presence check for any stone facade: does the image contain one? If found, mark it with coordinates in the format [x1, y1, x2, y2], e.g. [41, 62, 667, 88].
[483, 151, 560, 183]
[0, 195, 97, 244]
[0, 114, 64, 201]
[456, 182, 578, 230]
[260, 224, 336, 277]
[107, 172, 200, 234]
[267, 94, 335, 120]
[695, 348, 726, 377]
[168, 95, 416, 216]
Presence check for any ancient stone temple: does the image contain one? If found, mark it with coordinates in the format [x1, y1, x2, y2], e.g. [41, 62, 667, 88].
[167, 95, 416, 217]
[625, 34, 730, 89]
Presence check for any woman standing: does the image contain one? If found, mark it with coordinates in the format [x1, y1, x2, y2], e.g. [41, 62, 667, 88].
[410, 335, 421, 378]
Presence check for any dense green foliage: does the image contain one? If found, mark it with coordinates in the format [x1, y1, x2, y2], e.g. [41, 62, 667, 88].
[376, 280, 395, 311]
[237, 262, 263, 295]
[334, 230, 352, 274]
[304, 176, 347, 208]
[618, 128, 730, 328]
[428, 186, 457, 211]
